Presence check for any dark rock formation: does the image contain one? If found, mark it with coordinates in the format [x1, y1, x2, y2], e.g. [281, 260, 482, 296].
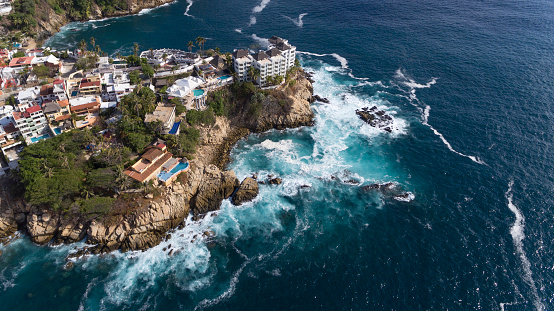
[355, 106, 394, 133]
[313, 95, 330, 103]
[232, 177, 260, 205]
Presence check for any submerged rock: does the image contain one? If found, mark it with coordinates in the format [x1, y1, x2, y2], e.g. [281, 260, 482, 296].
[269, 177, 282, 185]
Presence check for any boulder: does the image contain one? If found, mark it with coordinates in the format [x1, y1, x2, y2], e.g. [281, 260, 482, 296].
[192, 165, 239, 217]
[232, 177, 259, 206]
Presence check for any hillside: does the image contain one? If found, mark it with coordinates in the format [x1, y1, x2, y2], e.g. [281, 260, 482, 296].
[1, 0, 173, 42]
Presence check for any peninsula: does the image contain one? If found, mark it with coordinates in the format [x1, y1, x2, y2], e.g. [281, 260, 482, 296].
[0, 36, 315, 255]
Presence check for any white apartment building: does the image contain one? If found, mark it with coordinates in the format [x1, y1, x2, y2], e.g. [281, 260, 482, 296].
[232, 49, 254, 82]
[12, 105, 49, 141]
[17, 86, 41, 110]
[232, 37, 297, 86]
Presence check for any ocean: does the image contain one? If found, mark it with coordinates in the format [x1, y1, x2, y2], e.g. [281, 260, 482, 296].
[2, 0, 554, 309]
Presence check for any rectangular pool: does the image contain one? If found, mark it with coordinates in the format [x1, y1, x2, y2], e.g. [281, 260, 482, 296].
[157, 161, 190, 182]
[30, 134, 50, 143]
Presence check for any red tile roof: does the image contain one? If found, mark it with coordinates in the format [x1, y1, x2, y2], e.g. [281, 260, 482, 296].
[80, 80, 101, 88]
[26, 105, 42, 113]
[12, 111, 29, 121]
[8, 56, 34, 67]
[58, 99, 69, 107]
[3, 123, 18, 134]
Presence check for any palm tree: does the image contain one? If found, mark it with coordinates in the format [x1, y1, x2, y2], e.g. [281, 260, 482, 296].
[196, 36, 206, 56]
[214, 47, 220, 55]
[162, 53, 168, 64]
[187, 41, 195, 53]
[90, 37, 96, 53]
[81, 188, 93, 200]
[79, 39, 87, 57]
[133, 43, 140, 57]
[248, 66, 260, 84]
[149, 48, 154, 59]
[44, 167, 54, 178]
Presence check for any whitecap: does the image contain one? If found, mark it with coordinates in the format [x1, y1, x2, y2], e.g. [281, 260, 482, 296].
[252, 0, 270, 13]
[283, 13, 308, 27]
[248, 16, 257, 26]
[250, 34, 269, 48]
[505, 181, 544, 311]
[184, 0, 194, 17]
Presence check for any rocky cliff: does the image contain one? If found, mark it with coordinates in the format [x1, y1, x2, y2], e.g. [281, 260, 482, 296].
[30, 0, 175, 41]
[0, 70, 314, 254]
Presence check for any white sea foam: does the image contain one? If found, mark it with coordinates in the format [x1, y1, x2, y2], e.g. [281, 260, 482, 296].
[505, 181, 544, 311]
[252, 0, 270, 13]
[184, 0, 194, 17]
[298, 51, 369, 81]
[395, 68, 485, 165]
[138, 7, 154, 15]
[77, 277, 99, 311]
[393, 192, 415, 202]
[284, 13, 308, 27]
[234, 28, 242, 33]
[422, 105, 485, 164]
[248, 16, 257, 26]
[250, 34, 270, 48]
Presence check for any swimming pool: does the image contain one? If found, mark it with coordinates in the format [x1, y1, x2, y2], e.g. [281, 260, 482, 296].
[193, 89, 205, 97]
[217, 75, 231, 80]
[157, 161, 189, 182]
[30, 134, 50, 143]
[168, 121, 180, 135]
[53, 128, 62, 135]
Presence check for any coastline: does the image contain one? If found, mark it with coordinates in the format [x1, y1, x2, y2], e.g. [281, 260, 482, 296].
[34, 0, 176, 42]
[0, 69, 315, 256]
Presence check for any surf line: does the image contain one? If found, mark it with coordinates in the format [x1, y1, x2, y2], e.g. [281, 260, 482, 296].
[504, 181, 544, 311]
[296, 51, 369, 81]
[184, 0, 194, 17]
[283, 13, 308, 27]
[422, 105, 486, 165]
[395, 68, 485, 165]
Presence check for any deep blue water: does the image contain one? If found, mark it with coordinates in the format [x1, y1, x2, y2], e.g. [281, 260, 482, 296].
[2, 0, 554, 309]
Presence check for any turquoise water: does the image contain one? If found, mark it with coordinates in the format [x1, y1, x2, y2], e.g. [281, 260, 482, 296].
[53, 128, 62, 135]
[5, 0, 554, 309]
[217, 75, 231, 80]
[193, 89, 205, 97]
[157, 161, 189, 182]
[30, 134, 50, 143]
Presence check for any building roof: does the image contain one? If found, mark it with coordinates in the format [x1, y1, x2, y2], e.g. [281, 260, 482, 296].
[9, 56, 34, 67]
[3, 123, 18, 134]
[12, 111, 29, 121]
[252, 51, 269, 61]
[58, 99, 70, 107]
[233, 49, 249, 59]
[268, 36, 284, 45]
[276, 42, 291, 51]
[43, 101, 61, 114]
[69, 96, 100, 107]
[55, 114, 72, 121]
[142, 146, 164, 162]
[209, 55, 225, 68]
[144, 104, 175, 124]
[26, 105, 42, 114]
[80, 80, 101, 88]
[40, 84, 54, 96]
[267, 48, 282, 57]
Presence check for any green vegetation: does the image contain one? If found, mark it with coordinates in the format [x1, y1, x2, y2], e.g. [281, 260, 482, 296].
[117, 87, 157, 152]
[32, 65, 55, 79]
[206, 89, 228, 116]
[186, 108, 215, 126]
[12, 51, 25, 58]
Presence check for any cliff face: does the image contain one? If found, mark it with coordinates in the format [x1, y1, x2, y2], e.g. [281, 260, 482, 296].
[33, 0, 175, 41]
[0, 71, 314, 254]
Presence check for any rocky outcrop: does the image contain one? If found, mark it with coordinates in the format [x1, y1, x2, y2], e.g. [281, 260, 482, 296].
[192, 165, 239, 218]
[232, 177, 259, 206]
[356, 106, 394, 133]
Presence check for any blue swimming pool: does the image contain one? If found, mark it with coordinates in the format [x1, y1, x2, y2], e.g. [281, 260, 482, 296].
[217, 75, 231, 80]
[53, 128, 62, 135]
[30, 134, 50, 143]
[168, 121, 180, 135]
[193, 89, 205, 97]
[157, 161, 189, 182]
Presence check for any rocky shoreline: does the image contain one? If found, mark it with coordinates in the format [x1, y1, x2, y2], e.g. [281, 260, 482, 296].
[32, 0, 176, 41]
[0, 70, 315, 256]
